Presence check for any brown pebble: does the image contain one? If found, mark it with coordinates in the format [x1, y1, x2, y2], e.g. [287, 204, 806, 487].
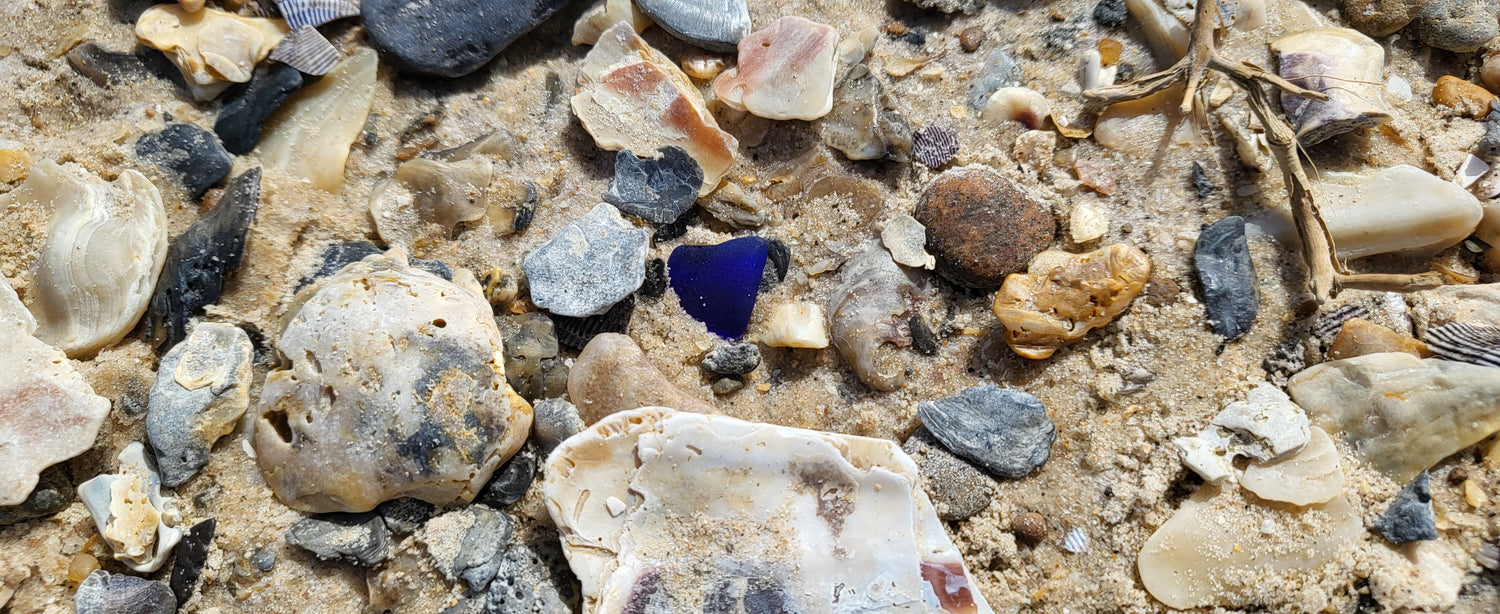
[960, 27, 986, 53]
[1327, 317, 1431, 360]
[1449, 467, 1470, 486]
[1141, 275, 1179, 308]
[913, 165, 1056, 289]
[1014, 512, 1047, 545]
[1433, 75, 1497, 119]
[882, 21, 908, 36]
[1097, 39, 1122, 66]
[1338, 0, 1423, 37]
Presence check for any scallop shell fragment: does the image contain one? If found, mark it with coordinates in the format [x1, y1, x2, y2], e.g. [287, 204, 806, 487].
[2, 161, 168, 357]
[543, 407, 995, 614]
[77, 442, 184, 573]
[135, 5, 289, 99]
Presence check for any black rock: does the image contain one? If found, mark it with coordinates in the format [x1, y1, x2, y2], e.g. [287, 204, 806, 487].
[903, 429, 994, 521]
[286, 512, 391, 567]
[604, 147, 703, 224]
[553, 294, 635, 350]
[1190, 161, 1215, 198]
[532, 398, 584, 455]
[170, 519, 216, 605]
[1194, 216, 1258, 341]
[67, 42, 152, 87]
[216, 63, 304, 155]
[451, 505, 516, 595]
[76, 570, 176, 614]
[378, 498, 437, 534]
[0, 464, 72, 526]
[1374, 472, 1438, 545]
[758, 239, 790, 292]
[145, 168, 261, 349]
[477, 445, 537, 508]
[654, 208, 698, 243]
[136, 123, 234, 201]
[702, 342, 761, 375]
[110, 0, 156, 23]
[640, 258, 668, 298]
[1093, 0, 1128, 28]
[362, 0, 573, 78]
[909, 314, 940, 356]
[918, 385, 1057, 479]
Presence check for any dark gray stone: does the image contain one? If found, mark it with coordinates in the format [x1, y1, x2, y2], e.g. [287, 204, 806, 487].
[909, 314, 940, 357]
[918, 385, 1057, 479]
[477, 445, 537, 508]
[604, 148, 703, 224]
[66, 42, 152, 87]
[1093, 0, 1128, 27]
[968, 48, 1022, 110]
[484, 539, 578, 614]
[759, 239, 791, 293]
[532, 398, 584, 455]
[702, 342, 761, 375]
[1190, 162, 1215, 198]
[215, 62, 304, 155]
[0, 464, 72, 526]
[640, 258, 668, 299]
[286, 512, 391, 567]
[362, 0, 573, 78]
[378, 498, 437, 534]
[453, 505, 515, 594]
[635, 0, 751, 52]
[1478, 107, 1500, 158]
[75, 570, 176, 614]
[170, 519, 215, 605]
[1375, 471, 1438, 544]
[1418, 0, 1499, 53]
[1194, 216, 1258, 341]
[300, 241, 452, 292]
[136, 123, 233, 201]
[902, 428, 994, 520]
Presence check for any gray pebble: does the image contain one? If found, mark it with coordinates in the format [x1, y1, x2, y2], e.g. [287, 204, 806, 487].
[900, 0, 982, 14]
[477, 445, 537, 508]
[635, 0, 751, 52]
[1477, 108, 1500, 158]
[1094, 0, 1128, 27]
[285, 512, 390, 567]
[759, 240, 791, 293]
[1418, 0, 1499, 53]
[146, 322, 254, 487]
[485, 540, 578, 614]
[453, 505, 516, 595]
[918, 385, 1057, 479]
[909, 315, 940, 357]
[502, 313, 567, 403]
[1375, 471, 1438, 544]
[253, 547, 276, 572]
[711, 377, 745, 396]
[76, 570, 176, 614]
[902, 428, 994, 520]
[523, 203, 648, 318]
[702, 342, 761, 375]
[0, 464, 72, 526]
[968, 48, 1022, 110]
[362, 0, 572, 77]
[532, 398, 584, 456]
[135, 123, 233, 201]
[604, 148, 703, 224]
[1190, 162, 1215, 198]
[377, 498, 437, 534]
[1194, 216, 1258, 342]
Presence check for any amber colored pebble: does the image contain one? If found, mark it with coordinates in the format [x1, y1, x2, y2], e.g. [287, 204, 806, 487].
[960, 27, 986, 53]
[1433, 75, 1497, 119]
[882, 21, 908, 36]
[1326, 317, 1431, 360]
[1097, 39, 1122, 66]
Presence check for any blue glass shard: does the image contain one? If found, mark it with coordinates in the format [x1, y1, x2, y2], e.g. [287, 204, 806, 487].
[667, 237, 769, 338]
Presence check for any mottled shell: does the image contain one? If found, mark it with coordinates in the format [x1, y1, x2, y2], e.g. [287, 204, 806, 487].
[829, 242, 916, 391]
[77, 443, 184, 573]
[992, 244, 1151, 360]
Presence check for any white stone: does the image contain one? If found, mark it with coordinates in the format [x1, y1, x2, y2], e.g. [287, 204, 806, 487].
[1315, 165, 1483, 259]
[1070, 201, 1109, 243]
[757, 302, 830, 349]
[1173, 431, 1235, 484]
[881, 214, 935, 269]
[77, 443, 184, 573]
[542, 407, 995, 614]
[1241, 426, 1344, 506]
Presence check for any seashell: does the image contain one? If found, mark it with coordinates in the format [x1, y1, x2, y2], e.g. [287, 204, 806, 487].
[77, 442, 185, 573]
[881, 214, 935, 270]
[1270, 28, 1392, 145]
[712, 16, 841, 121]
[0, 275, 111, 507]
[1313, 165, 1482, 259]
[268, 24, 342, 76]
[135, 5, 289, 99]
[817, 65, 913, 162]
[1077, 48, 1116, 91]
[635, 0, 751, 52]
[757, 302, 830, 348]
[75, 570, 176, 614]
[567, 332, 712, 424]
[1240, 426, 1345, 506]
[274, 0, 359, 29]
[829, 242, 918, 391]
[573, 23, 739, 195]
[553, 292, 637, 350]
[992, 244, 1151, 360]
[680, 53, 726, 80]
[983, 87, 1050, 129]
[572, 0, 653, 46]
[146, 322, 254, 487]
[1062, 528, 1089, 553]
[145, 168, 260, 350]
[370, 157, 493, 250]
[253, 250, 532, 513]
[911, 125, 960, 168]
[541, 407, 996, 614]
[258, 46, 377, 192]
[3, 161, 168, 357]
[1423, 322, 1500, 368]
[1172, 383, 1311, 484]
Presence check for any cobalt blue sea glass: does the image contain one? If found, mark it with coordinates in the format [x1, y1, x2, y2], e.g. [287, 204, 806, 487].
[667, 237, 769, 338]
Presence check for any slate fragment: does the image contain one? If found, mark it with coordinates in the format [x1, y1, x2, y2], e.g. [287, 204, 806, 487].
[216, 62, 304, 155]
[918, 385, 1057, 479]
[136, 123, 234, 200]
[1194, 216, 1258, 341]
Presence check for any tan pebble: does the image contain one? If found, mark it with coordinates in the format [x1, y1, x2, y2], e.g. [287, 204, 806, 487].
[1070, 201, 1109, 243]
[993, 244, 1152, 360]
[1433, 75, 1497, 118]
[68, 552, 99, 586]
[1014, 511, 1046, 545]
[1447, 467, 1469, 485]
[1073, 157, 1116, 195]
[959, 27, 986, 52]
[681, 53, 726, 80]
[569, 333, 713, 424]
[1464, 479, 1489, 507]
[1327, 317, 1430, 360]
[1013, 130, 1057, 174]
[758, 302, 830, 348]
[881, 21, 908, 36]
[0, 144, 31, 183]
[1483, 50, 1500, 95]
[1097, 39, 1122, 65]
[178, 0, 205, 11]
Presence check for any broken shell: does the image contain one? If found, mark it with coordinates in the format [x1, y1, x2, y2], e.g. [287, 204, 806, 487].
[983, 87, 1049, 129]
[252, 251, 532, 513]
[370, 157, 493, 249]
[572, 0, 653, 45]
[712, 16, 841, 121]
[135, 5, 288, 99]
[542, 407, 996, 614]
[0, 275, 111, 507]
[680, 53, 726, 80]
[992, 244, 1151, 360]
[1424, 322, 1500, 367]
[1095, 84, 1200, 156]
[75, 570, 176, 614]
[77, 442, 184, 573]
[1241, 426, 1345, 506]
[267, 24, 342, 76]
[818, 65, 913, 161]
[1125, 0, 1189, 59]
[275, 0, 360, 29]
[146, 322, 254, 487]
[758, 302, 831, 349]
[1173, 383, 1311, 484]
[567, 332, 712, 424]
[881, 214, 935, 269]
[1270, 28, 1392, 145]
[635, 0, 750, 52]
[4, 161, 167, 357]
[573, 23, 739, 195]
[0, 140, 33, 183]
[830, 242, 917, 391]
[259, 46, 377, 193]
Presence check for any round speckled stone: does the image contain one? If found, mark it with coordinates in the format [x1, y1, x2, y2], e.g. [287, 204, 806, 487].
[913, 165, 1054, 288]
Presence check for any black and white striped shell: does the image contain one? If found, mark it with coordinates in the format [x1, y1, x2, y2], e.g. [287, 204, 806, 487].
[1426, 322, 1500, 367]
[275, 0, 360, 28]
[269, 24, 342, 75]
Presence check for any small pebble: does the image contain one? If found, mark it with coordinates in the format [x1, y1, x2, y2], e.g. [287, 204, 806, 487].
[983, 87, 1050, 129]
[903, 429, 993, 520]
[135, 123, 233, 201]
[377, 498, 437, 534]
[1374, 471, 1438, 545]
[252, 548, 276, 572]
[702, 342, 761, 375]
[640, 258, 668, 298]
[758, 302, 830, 349]
[918, 385, 1057, 478]
[967, 48, 1022, 110]
[75, 570, 176, 614]
[912, 126, 960, 168]
[501, 313, 566, 403]
[362, 0, 571, 77]
[668, 237, 769, 338]
[1417, 0, 1499, 53]
[1013, 511, 1047, 545]
[0, 465, 72, 526]
[524, 203, 648, 318]
[1448, 467, 1469, 485]
[909, 314, 940, 356]
[215, 62, 304, 155]
[959, 27, 985, 52]
[1193, 216, 1258, 342]
[476, 445, 537, 508]
[0, 141, 31, 184]
[635, 0, 750, 52]
[1096, 38, 1122, 65]
[66, 42, 153, 87]
[569, 333, 713, 424]
[914, 165, 1056, 288]
[1190, 161, 1215, 198]
[711, 376, 745, 396]
[1433, 75, 1497, 119]
[1093, 0, 1128, 27]
[147, 322, 254, 486]
[285, 512, 391, 567]
[603, 147, 703, 224]
[531, 398, 585, 455]
[169, 519, 215, 605]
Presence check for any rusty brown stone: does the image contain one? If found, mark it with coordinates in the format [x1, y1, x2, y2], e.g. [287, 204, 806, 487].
[1014, 511, 1046, 545]
[1338, 0, 1423, 37]
[914, 165, 1056, 288]
[1326, 317, 1431, 360]
[959, 27, 986, 52]
[1433, 76, 1497, 119]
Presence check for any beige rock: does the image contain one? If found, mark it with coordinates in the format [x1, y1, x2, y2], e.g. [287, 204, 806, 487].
[1368, 541, 1463, 612]
[1327, 317, 1430, 360]
[1070, 201, 1108, 243]
[573, 24, 739, 195]
[1478, 199, 1500, 246]
[881, 214, 934, 269]
[713, 17, 840, 121]
[1095, 84, 1199, 156]
[757, 302, 830, 349]
[1484, 49, 1500, 95]
[135, 5, 287, 99]
[259, 47, 378, 193]
[1241, 426, 1345, 506]
[1314, 165, 1483, 259]
[1288, 352, 1500, 483]
[568, 333, 713, 424]
[0, 140, 30, 183]
[571, 0, 652, 45]
[992, 245, 1152, 360]
[1409, 283, 1500, 334]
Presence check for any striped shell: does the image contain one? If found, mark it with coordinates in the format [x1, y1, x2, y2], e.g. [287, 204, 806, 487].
[269, 24, 342, 75]
[1426, 322, 1500, 367]
[1062, 527, 1089, 553]
[912, 125, 959, 168]
[275, 0, 359, 28]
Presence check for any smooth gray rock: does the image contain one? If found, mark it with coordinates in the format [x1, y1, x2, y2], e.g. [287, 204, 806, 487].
[146, 322, 253, 487]
[701, 342, 761, 375]
[635, 0, 751, 52]
[135, 123, 233, 201]
[918, 385, 1057, 479]
[286, 512, 391, 567]
[76, 570, 176, 614]
[1374, 471, 1438, 544]
[902, 428, 994, 520]
[362, 0, 573, 77]
[532, 398, 584, 455]
[454, 506, 515, 594]
[603, 147, 703, 224]
[1194, 216, 1258, 341]
[524, 204, 648, 318]
[1418, 0, 1499, 53]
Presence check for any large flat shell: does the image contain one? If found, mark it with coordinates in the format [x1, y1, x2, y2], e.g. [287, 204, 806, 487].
[259, 47, 377, 192]
[543, 407, 994, 614]
[1271, 28, 1391, 145]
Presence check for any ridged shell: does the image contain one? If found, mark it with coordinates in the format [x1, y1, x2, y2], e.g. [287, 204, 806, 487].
[1424, 322, 1500, 368]
[268, 24, 342, 76]
[275, 0, 359, 29]
[3, 161, 167, 357]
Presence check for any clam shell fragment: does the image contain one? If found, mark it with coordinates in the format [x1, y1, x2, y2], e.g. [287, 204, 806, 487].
[77, 442, 184, 573]
[135, 5, 289, 99]
[1271, 28, 1392, 145]
[830, 242, 918, 391]
[259, 47, 378, 192]
[542, 407, 995, 614]
[712, 16, 841, 121]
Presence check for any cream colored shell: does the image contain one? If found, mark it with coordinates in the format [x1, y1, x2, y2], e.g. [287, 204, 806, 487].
[135, 5, 288, 88]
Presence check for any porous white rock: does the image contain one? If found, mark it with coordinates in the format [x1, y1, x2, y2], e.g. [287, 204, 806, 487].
[712, 17, 841, 121]
[1173, 384, 1311, 484]
[135, 5, 288, 99]
[757, 302, 830, 349]
[1315, 165, 1483, 259]
[543, 407, 995, 614]
[881, 214, 935, 269]
[259, 47, 377, 192]
[1240, 426, 1345, 506]
[77, 443, 184, 573]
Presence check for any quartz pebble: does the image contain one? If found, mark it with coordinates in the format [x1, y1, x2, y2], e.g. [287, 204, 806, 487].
[830, 243, 917, 391]
[701, 342, 761, 375]
[1194, 216, 1258, 341]
[1417, 0, 1499, 53]
[1289, 352, 1500, 483]
[525, 203, 648, 318]
[568, 333, 713, 424]
[1328, 317, 1429, 360]
[992, 245, 1151, 360]
[603, 147, 703, 224]
[1241, 426, 1345, 506]
[881, 214, 935, 269]
[818, 66, 913, 161]
[919, 385, 1057, 479]
[542, 407, 996, 614]
[215, 62, 303, 155]
[362, 0, 569, 77]
[501, 313, 569, 403]
[713, 17, 841, 121]
[77, 442, 184, 573]
[757, 302, 831, 348]
[134, 5, 288, 99]
[146, 322, 254, 487]
[572, 0, 653, 46]
[169, 519, 215, 604]
[258, 47, 377, 193]
[75, 570, 176, 614]
[902, 428, 994, 520]
[574, 24, 739, 195]
[369, 156, 494, 250]
[636, 0, 750, 52]
[915, 165, 1055, 288]
[145, 168, 259, 349]
[286, 512, 391, 567]
[983, 87, 1050, 129]
[253, 251, 532, 513]
[1432, 76, 1497, 119]
[532, 398, 584, 455]
[668, 237, 769, 338]
[1313, 165, 1482, 259]
[1374, 472, 1438, 544]
[419, 504, 514, 593]
[135, 123, 233, 200]
[1069, 201, 1108, 242]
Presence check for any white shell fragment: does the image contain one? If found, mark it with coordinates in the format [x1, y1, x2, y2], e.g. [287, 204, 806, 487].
[830, 242, 917, 391]
[259, 47, 378, 192]
[757, 302, 831, 349]
[543, 407, 995, 614]
[370, 157, 493, 250]
[1062, 528, 1089, 553]
[77, 443, 184, 573]
[1270, 28, 1392, 145]
[881, 214, 935, 269]
[0, 275, 111, 507]
[1314, 165, 1483, 259]
[1173, 384, 1310, 484]
[712, 17, 841, 121]
[1241, 426, 1345, 506]
[3, 161, 168, 357]
[572, 0, 652, 45]
[983, 87, 1050, 129]
[146, 322, 254, 487]
[135, 5, 289, 99]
